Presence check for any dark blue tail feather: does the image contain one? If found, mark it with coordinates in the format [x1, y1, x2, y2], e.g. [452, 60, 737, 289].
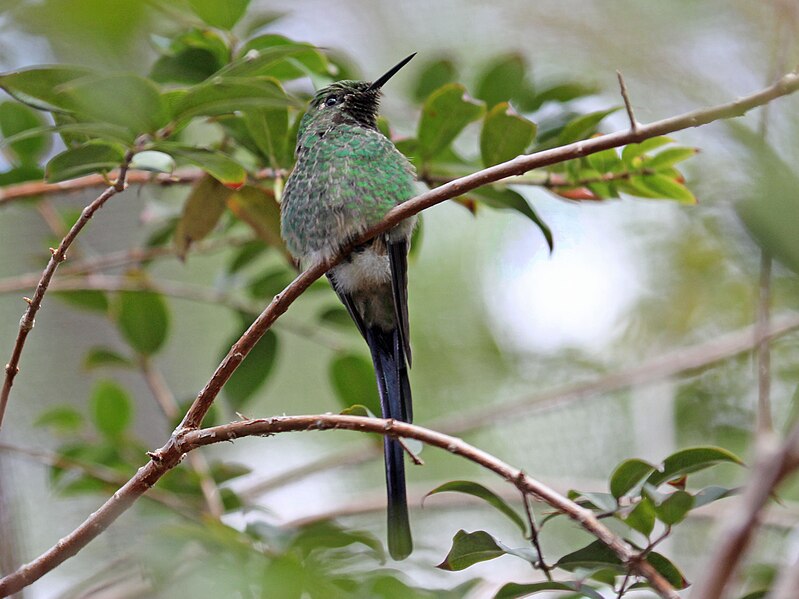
[366, 325, 413, 560]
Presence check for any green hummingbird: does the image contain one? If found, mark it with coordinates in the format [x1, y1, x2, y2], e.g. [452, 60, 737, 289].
[280, 54, 417, 560]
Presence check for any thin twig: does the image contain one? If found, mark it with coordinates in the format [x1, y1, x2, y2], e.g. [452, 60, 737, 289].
[139, 357, 224, 518]
[0, 442, 190, 515]
[616, 71, 639, 133]
[0, 167, 287, 205]
[0, 152, 134, 430]
[517, 475, 552, 581]
[690, 424, 799, 599]
[756, 251, 773, 435]
[2, 69, 799, 597]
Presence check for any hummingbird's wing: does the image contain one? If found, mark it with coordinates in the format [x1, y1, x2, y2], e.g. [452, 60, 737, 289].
[326, 272, 367, 339]
[388, 237, 412, 368]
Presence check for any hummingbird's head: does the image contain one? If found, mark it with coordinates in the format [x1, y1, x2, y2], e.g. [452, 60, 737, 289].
[307, 53, 416, 130]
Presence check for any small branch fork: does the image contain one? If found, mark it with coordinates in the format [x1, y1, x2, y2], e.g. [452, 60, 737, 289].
[2, 70, 799, 597]
[617, 71, 639, 133]
[0, 151, 134, 430]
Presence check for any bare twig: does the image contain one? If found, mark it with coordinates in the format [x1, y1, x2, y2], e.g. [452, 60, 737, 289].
[756, 251, 773, 435]
[0, 167, 287, 205]
[139, 357, 224, 518]
[2, 70, 799, 597]
[0, 152, 134, 430]
[690, 424, 799, 599]
[518, 478, 552, 581]
[617, 71, 639, 133]
[0, 442, 190, 515]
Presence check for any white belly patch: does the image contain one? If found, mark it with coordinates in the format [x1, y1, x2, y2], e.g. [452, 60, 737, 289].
[333, 249, 390, 293]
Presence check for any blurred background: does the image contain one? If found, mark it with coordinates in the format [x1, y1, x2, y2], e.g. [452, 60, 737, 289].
[1, 0, 798, 597]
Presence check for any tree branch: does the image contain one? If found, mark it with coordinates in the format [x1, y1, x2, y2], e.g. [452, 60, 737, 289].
[0, 152, 134, 430]
[690, 423, 799, 599]
[0, 414, 680, 598]
[2, 69, 799, 596]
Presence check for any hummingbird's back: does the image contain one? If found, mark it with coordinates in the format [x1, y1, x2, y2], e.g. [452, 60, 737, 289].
[281, 120, 415, 263]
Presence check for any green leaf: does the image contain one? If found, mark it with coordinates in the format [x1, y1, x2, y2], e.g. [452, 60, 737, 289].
[471, 187, 553, 251]
[425, 481, 526, 533]
[519, 80, 598, 112]
[34, 406, 84, 433]
[210, 462, 252, 483]
[155, 143, 246, 188]
[610, 458, 655, 498]
[436, 530, 506, 571]
[52, 290, 109, 313]
[0, 65, 91, 112]
[238, 35, 329, 80]
[329, 354, 380, 418]
[248, 268, 294, 299]
[129, 150, 175, 174]
[226, 186, 285, 249]
[340, 404, 373, 418]
[621, 136, 672, 167]
[224, 328, 278, 410]
[647, 552, 689, 589]
[188, 0, 250, 29]
[150, 29, 229, 85]
[555, 540, 624, 572]
[637, 174, 696, 204]
[45, 143, 125, 182]
[0, 101, 51, 165]
[567, 490, 618, 512]
[475, 54, 527, 108]
[480, 102, 536, 167]
[59, 73, 169, 134]
[417, 83, 484, 161]
[0, 164, 43, 186]
[623, 496, 656, 536]
[90, 379, 132, 439]
[647, 446, 744, 487]
[495, 581, 604, 599]
[644, 146, 698, 170]
[586, 147, 623, 174]
[174, 175, 232, 258]
[412, 58, 457, 102]
[171, 78, 292, 123]
[558, 108, 620, 145]
[83, 347, 133, 370]
[244, 101, 289, 167]
[114, 286, 170, 355]
[692, 485, 737, 509]
[318, 305, 353, 329]
[654, 490, 694, 525]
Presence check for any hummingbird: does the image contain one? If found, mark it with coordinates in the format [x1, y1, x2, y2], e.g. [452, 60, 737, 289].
[280, 54, 417, 560]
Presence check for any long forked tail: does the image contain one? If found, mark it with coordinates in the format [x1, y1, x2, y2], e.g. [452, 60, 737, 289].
[365, 325, 413, 560]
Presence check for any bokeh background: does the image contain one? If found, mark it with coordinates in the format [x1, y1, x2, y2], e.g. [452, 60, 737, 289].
[1, 0, 799, 596]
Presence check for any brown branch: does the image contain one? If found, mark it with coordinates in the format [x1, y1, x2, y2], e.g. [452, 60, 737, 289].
[690, 424, 799, 599]
[756, 251, 773, 435]
[2, 69, 799, 596]
[139, 357, 224, 519]
[0, 167, 287, 205]
[0, 152, 134, 430]
[184, 415, 678, 598]
[0, 442, 190, 515]
[617, 70, 639, 133]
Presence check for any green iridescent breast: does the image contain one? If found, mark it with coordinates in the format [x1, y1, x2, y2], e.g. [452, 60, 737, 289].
[281, 122, 415, 259]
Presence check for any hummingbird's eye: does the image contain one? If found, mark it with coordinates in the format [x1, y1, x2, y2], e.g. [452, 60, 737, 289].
[325, 96, 338, 107]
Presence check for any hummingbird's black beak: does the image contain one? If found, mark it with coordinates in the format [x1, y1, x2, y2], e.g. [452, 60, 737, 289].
[368, 53, 416, 92]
